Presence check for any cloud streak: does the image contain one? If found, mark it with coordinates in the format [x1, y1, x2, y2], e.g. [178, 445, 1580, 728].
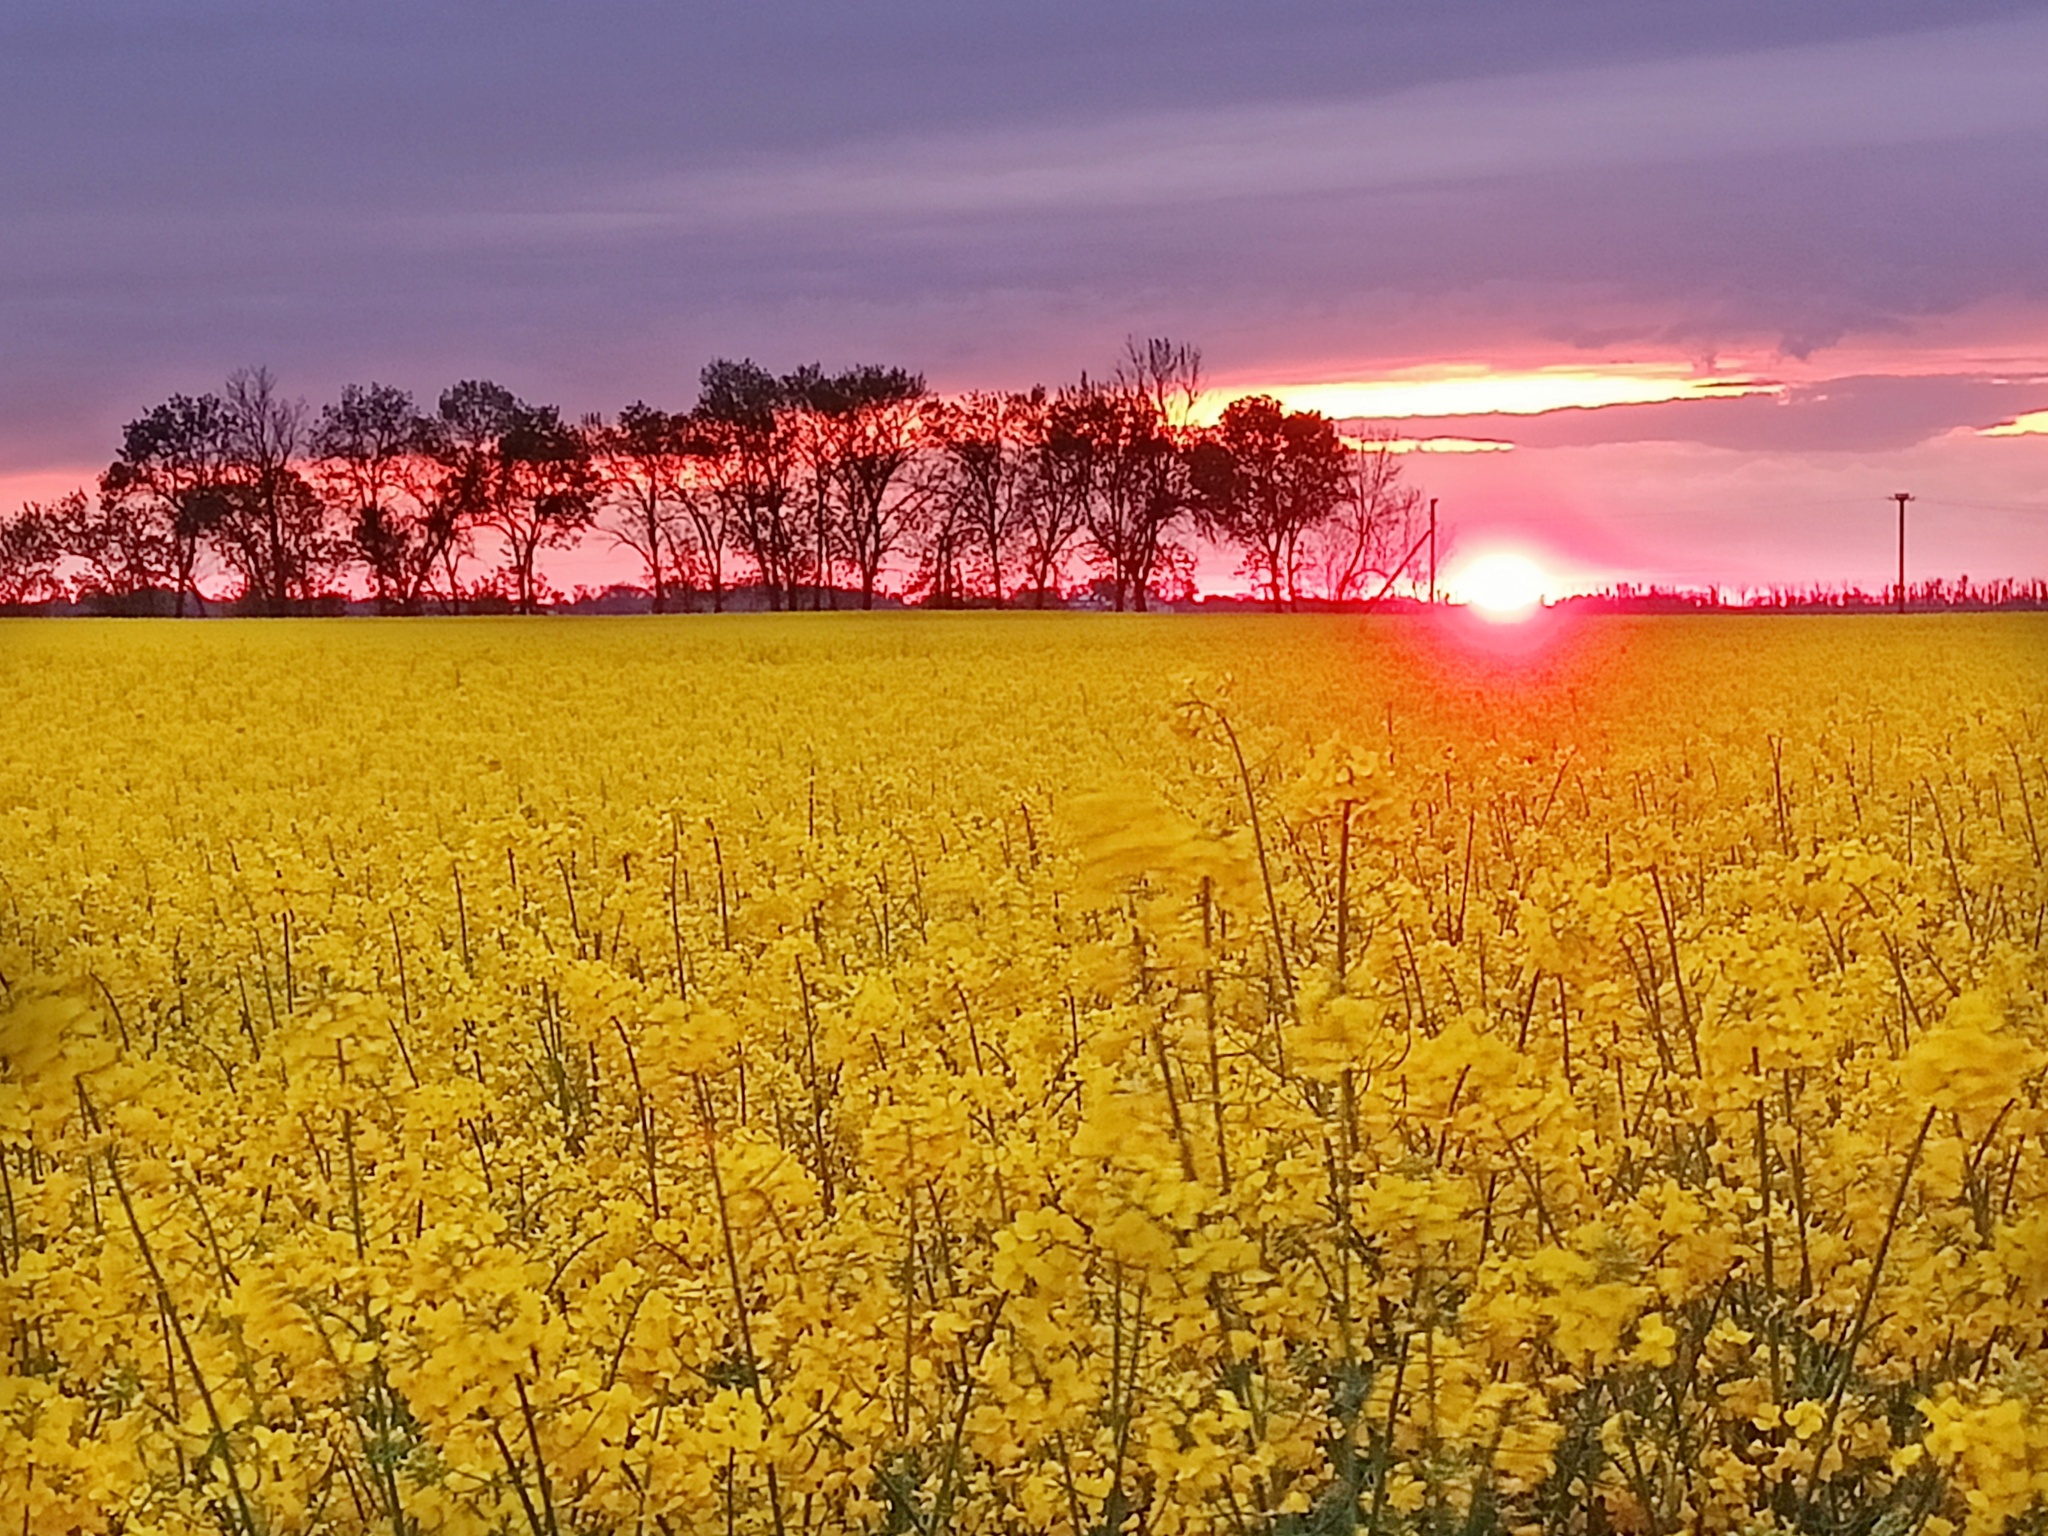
[1373, 374, 2048, 454]
[529, 17, 2048, 232]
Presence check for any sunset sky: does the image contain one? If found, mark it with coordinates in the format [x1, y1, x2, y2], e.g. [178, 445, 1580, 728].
[5, 0, 2046, 595]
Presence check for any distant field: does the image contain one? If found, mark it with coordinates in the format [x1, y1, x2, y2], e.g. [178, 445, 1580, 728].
[3, 614, 2046, 1536]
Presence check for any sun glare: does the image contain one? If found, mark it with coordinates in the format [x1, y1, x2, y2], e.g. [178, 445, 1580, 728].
[1453, 551, 1549, 620]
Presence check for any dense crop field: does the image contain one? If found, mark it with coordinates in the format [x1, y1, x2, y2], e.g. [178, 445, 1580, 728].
[3, 613, 2047, 1536]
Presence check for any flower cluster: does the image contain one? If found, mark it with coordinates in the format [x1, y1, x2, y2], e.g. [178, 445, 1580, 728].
[2, 613, 2045, 1536]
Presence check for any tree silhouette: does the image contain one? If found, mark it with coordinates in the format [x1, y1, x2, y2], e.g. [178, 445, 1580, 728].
[311, 383, 442, 613]
[1109, 339, 1204, 612]
[691, 360, 803, 610]
[437, 381, 597, 615]
[806, 364, 929, 611]
[0, 497, 65, 606]
[1190, 394, 1350, 608]
[1310, 428, 1426, 605]
[911, 473, 976, 607]
[780, 364, 840, 607]
[931, 388, 1044, 604]
[1013, 388, 1095, 608]
[499, 408, 598, 615]
[594, 403, 693, 614]
[99, 392, 233, 614]
[1072, 387, 1185, 612]
[15, 331, 1462, 615]
[1066, 340, 1206, 611]
[209, 369, 342, 614]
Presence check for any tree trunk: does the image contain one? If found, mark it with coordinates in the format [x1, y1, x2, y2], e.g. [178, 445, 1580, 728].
[649, 512, 666, 614]
[517, 533, 538, 614]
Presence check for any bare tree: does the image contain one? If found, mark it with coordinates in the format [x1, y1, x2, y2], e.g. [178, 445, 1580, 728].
[1189, 395, 1350, 608]
[1072, 386, 1150, 611]
[208, 368, 344, 613]
[594, 403, 693, 613]
[1309, 429, 1426, 604]
[1116, 335, 1204, 432]
[1070, 400, 1181, 606]
[404, 417, 477, 615]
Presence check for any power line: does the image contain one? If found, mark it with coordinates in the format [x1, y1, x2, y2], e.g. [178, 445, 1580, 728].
[1915, 496, 2048, 515]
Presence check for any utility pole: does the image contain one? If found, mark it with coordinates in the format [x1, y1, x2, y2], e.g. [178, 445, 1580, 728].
[1892, 492, 1912, 613]
[1428, 498, 1438, 603]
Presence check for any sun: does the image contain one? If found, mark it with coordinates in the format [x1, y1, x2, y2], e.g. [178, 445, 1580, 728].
[1452, 551, 1550, 620]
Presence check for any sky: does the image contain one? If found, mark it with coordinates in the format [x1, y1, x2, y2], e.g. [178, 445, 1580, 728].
[4, 0, 2046, 596]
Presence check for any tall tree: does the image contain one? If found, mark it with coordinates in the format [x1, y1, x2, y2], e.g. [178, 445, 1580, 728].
[779, 363, 930, 609]
[910, 479, 975, 607]
[436, 381, 597, 614]
[311, 382, 442, 613]
[781, 364, 838, 608]
[1074, 389, 1192, 612]
[99, 392, 234, 613]
[1013, 388, 1094, 608]
[498, 406, 598, 615]
[931, 388, 1043, 604]
[1108, 338, 1203, 613]
[429, 379, 521, 612]
[674, 448, 738, 616]
[594, 403, 693, 614]
[813, 364, 930, 611]
[692, 360, 803, 610]
[208, 368, 343, 613]
[1067, 340, 1206, 611]
[1189, 395, 1350, 608]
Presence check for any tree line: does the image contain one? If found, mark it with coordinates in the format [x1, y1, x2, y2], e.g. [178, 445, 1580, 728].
[0, 339, 1428, 615]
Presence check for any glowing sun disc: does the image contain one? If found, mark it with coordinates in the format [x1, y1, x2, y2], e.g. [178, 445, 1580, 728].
[1456, 552, 1548, 620]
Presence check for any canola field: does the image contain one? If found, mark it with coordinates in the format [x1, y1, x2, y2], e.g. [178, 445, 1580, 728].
[3, 612, 2047, 1536]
